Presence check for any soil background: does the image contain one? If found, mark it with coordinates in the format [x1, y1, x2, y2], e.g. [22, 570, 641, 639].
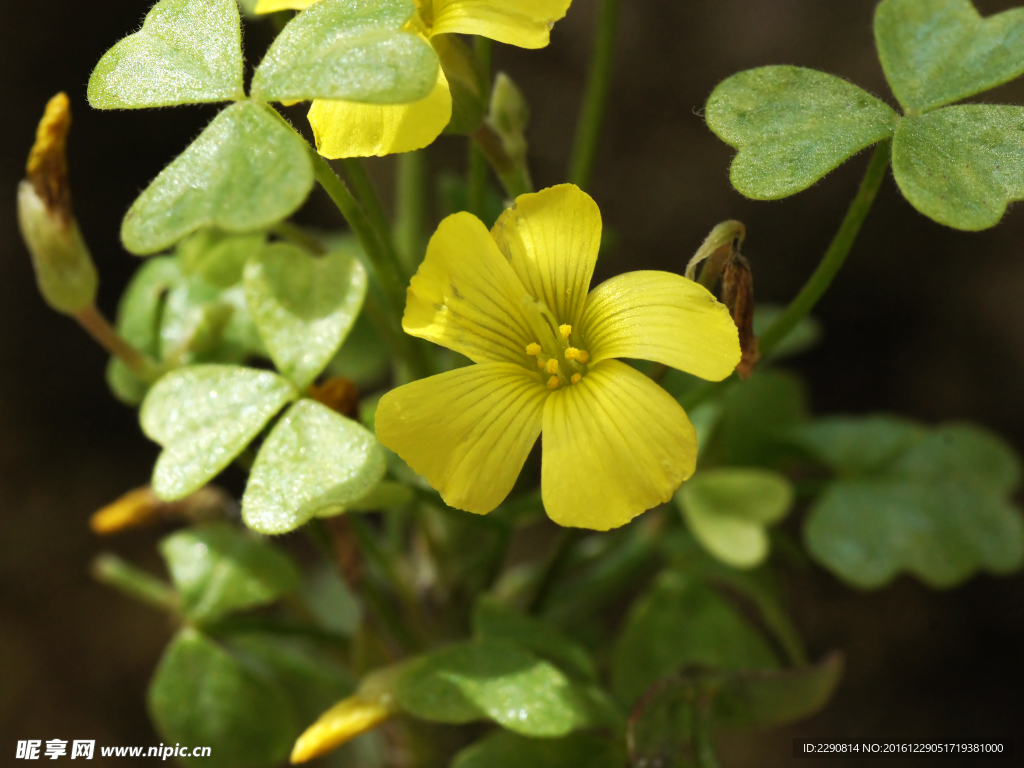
[1, 1, 1021, 765]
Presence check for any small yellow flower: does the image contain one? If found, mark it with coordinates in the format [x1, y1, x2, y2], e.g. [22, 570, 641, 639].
[374, 185, 742, 531]
[255, 0, 572, 158]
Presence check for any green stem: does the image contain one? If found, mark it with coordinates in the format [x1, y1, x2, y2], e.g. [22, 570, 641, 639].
[528, 528, 584, 615]
[692, 697, 721, 768]
[680, 140, 890, 412]
[568, 0, 622, 190]
[91, 553, 178, 613]
[74, 304, 160, 383]
[271, 221, 326, 254]
[467, 37, 494, 218]
[340, 159, 400, 269]
[395, 151, 428, 270]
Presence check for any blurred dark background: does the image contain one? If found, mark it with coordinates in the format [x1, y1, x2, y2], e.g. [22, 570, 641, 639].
[2, 0, 1022, 765]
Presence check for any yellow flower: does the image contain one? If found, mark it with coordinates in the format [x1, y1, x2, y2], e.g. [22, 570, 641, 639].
[374, 185, 742, 531]
[255, 0, 572, 157]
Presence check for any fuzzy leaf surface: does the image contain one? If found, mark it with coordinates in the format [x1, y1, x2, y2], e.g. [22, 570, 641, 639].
[706, 66, 898, 199]
[88, 0, 244, 109]
[141, 365, 297, 500]
[122, 102, 313, 255]
[251, 0, 438, 104]
[875, 0, 1024, 114]
[244, 244, 367, 388]
[242, 399, 386, 535]
[892, 105, 1024, 230]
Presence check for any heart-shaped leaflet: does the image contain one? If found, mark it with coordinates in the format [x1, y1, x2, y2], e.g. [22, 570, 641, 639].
[875, 0, 1024, 114]
[88, 0, 245, 109]
[122, 102, 314, 255]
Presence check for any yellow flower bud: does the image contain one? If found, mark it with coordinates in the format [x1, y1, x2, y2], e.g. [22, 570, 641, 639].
[18, 93, 98, 315]
[290, 695, 394, 764]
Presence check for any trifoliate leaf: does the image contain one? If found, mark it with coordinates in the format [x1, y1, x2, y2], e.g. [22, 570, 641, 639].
[250, 0, 438, 104]
[677, 468, 794, 569]
[712, 369, 809, 468]
[706, 66, 898, 199]
[892, 105, 1024, 231]
[122, 101, 313, 255]
[452, 731, 627, 768]
[159, 522, 301, 622]
[88, 0, 245, 109]
[800, 417, 1024, 588]
[242, 399, 386, 535]
[149, 628, 296, 768]
[107, 257, 183, 405]
[875, 0, 1024, 115]
[244, 244, 367, 388]
[612, 570, 778, 707]
[795, 414, 925, 476]
[326, 313, 392, 389]
[394, 640, 594, 737]
[472, 597, 597, 682]
[141, 365, 298, 500]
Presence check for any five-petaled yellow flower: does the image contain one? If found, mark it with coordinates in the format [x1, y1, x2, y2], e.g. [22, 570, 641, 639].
[374, 185, 742, 531]
[255, 0, 572, 157]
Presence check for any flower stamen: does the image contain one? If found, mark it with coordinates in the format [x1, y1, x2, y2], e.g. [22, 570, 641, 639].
[547, 376, 560, 389]
[545, 358, 560, 375]
[525, 342, 542, 356]
[571, 373, 582, 384]
[559, 324, 572, 338]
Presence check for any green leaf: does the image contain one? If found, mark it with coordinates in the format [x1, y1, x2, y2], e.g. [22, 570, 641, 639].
[106, 257, 183, 405]
[122, 101, 314, 255]
[473, 597, 597, 682]
[141, 365, 298, 500]
[677, 468, 794, 569]
[159, 522, 301, 622]
[452, 731, 627, 768]
[242, 399, 386, 535]
[178, 229, 267, 289]
[88, 0, 244, 109]
[875, 0, 1024, 115]
[303, 564, 362, 636]
[148, 628, 296, 768]
[250, 0, 438, 104]
[800, 418, 1024, 587]
[711, 369, 808, 468]
[705, 66, 898, 199]
[226, 633, 355, 724]
[611, 570, 778, 707]
[394, 640, 594, 736]
[795, 414, 925, 476]
[244, 244, 367, 388]
[628, 653, 844, 766]
[892, 105, 1024, 230]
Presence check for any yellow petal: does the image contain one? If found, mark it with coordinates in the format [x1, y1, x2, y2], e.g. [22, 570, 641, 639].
[404, 211, 533, 363]
[541, 360, 697, 530]
[581, 271, 741, 381]
[375, 363, 546, 513]
[428, 0, 572, 49]
[308, 68, 452, 159]
[290, 695, 392, 764]
[254, 0, 319, 13]
[490, 184, 600, 327]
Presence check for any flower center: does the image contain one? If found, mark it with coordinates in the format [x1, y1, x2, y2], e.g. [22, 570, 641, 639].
[520, 297, 589, 390]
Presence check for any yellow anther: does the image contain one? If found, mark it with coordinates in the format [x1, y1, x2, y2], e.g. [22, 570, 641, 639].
[564, 347, 580, 361]
[559, 324, 572, 338]
[525, 342, 542, 356]
[571, 373, 582, 384]
[547, 376, 560, 389]
[545, 358, 560, 375]
[536, 357, 546, 369]
[577, 350, 590, 364]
